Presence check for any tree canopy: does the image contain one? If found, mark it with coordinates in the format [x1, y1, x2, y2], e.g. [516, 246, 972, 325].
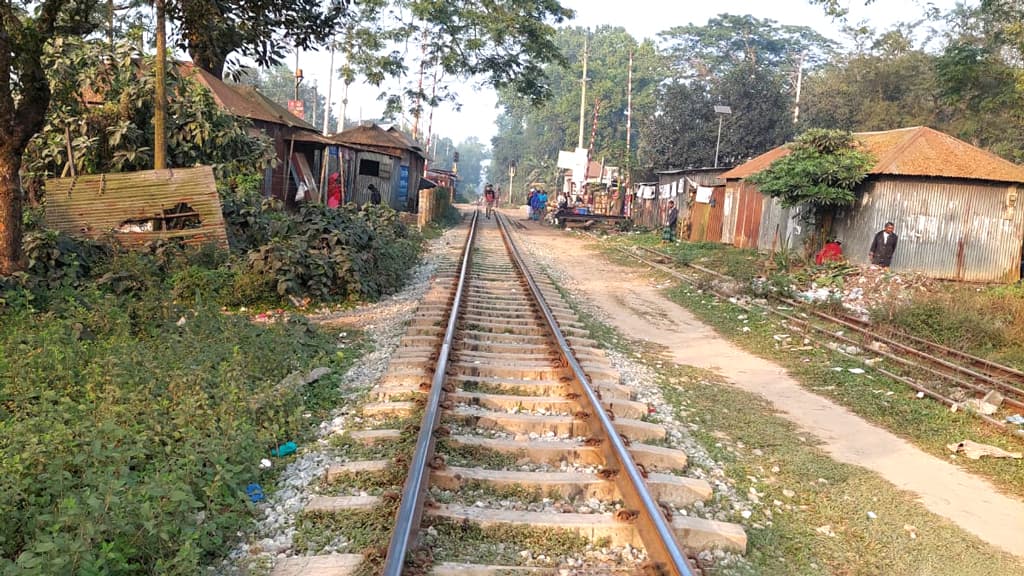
[748, 128, 875, 211]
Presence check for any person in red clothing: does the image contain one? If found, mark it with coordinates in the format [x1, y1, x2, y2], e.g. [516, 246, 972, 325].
[815, 239, 844, 265]
[327, 173, 342, 208]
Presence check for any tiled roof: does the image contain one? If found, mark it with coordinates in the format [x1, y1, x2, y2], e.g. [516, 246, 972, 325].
[720, 126, 1024, 183]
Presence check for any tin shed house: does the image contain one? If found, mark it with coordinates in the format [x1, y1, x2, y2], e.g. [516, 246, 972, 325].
[330, 124, 425, 211]
[720, 126, 1024, 282]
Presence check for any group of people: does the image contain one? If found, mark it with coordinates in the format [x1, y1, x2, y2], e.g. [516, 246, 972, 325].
[526, 188, 549, 221]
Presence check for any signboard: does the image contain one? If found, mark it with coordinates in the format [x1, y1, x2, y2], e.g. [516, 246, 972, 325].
[287, 99, 305, 120]
[573, 147, 589, 188]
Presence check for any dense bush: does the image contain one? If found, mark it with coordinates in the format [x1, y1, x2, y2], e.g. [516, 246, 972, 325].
[0, 293, 341, 575]
[221, 192, 422, 305]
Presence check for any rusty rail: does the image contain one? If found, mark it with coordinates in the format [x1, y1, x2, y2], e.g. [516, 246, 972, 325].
[382, 210, 479, 575]
[499, 215, 695, 576]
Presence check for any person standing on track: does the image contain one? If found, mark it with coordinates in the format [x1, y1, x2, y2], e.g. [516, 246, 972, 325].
[484, 183, 497, 219]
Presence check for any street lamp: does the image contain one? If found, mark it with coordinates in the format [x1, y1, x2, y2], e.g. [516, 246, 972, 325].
[714, 104, 731, 168]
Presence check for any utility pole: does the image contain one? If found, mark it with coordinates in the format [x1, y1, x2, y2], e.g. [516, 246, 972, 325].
[625, 49, 633, 215]
[294, 52, 301, 101]
[153, 0, 167, 169]
[577, 34, 589, 150]
[793, 51, 805, 124]
[413, 29, 427, 140]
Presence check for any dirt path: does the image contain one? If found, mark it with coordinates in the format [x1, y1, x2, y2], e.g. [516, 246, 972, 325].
[514, 218, 1024, 558]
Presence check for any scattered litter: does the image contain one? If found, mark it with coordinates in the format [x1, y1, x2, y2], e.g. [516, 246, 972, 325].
[259, 458, 272, 469]
[246, 483, 264, 503]
[832, 367, 844, 372]
[955, 398, 1001, 415]
[864, 357, 883, 366]
[740, 510, 752, 519]
[866, 511, 877, 520]
[782, 489, 796, 498]
[903, 524, 918, 539]
[176, 316, 187, 327]
[815, 525, 836, 537]
[271, 441, 297, 457]
[1006, 414, 1024, 425]
[946, 440, 1023, 460]
[982, 390, 1005, 409]
[916, 392, 926, 399]
[848, 368, 865, 374]
[742, 327, 751, 332]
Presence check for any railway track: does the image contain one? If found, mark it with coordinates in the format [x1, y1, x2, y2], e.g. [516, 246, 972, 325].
[272, 213, 747, 575]
[617, 242, 1024, 435]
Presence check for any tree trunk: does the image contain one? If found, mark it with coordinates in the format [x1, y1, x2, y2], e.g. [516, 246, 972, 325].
[154, 0, 168, 169]
[0, 150, 24, 275]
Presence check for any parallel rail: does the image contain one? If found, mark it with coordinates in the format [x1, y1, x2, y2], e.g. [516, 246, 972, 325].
[617, 243, 1024, 434]
[381, 213, 697, 574]
[496, 214, 695, 576]
[382, 210, 479, 575]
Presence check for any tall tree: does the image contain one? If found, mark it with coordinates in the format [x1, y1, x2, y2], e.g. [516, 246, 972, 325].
[169, 0, 345, 79]
[454, 136, 489, 194]
[0, 0, 102, 275]
[489, 26, 663, 191]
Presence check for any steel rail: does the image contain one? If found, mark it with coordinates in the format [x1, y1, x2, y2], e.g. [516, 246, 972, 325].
[382, 210, 479, 576]
[634, 243, 1024, 387]
[497, 214, 695, 576]
[614, 245, 1015, 431]
[634, 244, 1024, 401]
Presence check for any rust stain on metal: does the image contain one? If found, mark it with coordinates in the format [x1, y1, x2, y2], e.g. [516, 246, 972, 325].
[44, 166, 229, 249]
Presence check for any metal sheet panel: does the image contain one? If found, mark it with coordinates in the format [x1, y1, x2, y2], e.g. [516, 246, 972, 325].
[721, 183, 738, 245]
[350, 151, 395, 207]
[689, 186, 725, 242]
[733, 182, 764, 249]
[831, 177, 1023, 282]
[45, 166, 228, 249]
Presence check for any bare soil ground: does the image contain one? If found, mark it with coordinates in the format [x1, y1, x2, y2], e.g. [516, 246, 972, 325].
[511, 215, 1024, 559]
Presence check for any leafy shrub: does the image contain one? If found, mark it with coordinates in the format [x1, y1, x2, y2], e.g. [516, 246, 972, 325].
[21, 229, 110, 290]
[231, 202, 422, 305]
[0, 297, 341, 574]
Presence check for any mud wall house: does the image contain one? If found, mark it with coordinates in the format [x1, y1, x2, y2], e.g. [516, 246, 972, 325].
[182, 64, 332, 205]
[330, 124, 425, 211]
[719, 126, 1024, 282]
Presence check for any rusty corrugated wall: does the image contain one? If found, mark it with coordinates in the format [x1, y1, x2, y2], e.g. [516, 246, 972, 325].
[732, 182, 764, 249]
[831, 177, 1024, 282]
[689, 186, 725, 242]
[45, 166, 228, 249]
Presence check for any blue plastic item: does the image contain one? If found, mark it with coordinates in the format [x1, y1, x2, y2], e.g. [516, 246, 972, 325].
[246, 483, 265, 503]
[272, 441, 297, 457]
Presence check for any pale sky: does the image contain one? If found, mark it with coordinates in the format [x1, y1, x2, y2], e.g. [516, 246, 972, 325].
[295, 0, 964, 147]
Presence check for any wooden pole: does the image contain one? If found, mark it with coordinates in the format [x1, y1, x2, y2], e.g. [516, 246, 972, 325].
[577, 34, 589, 150]
[153, 0, 167, 170]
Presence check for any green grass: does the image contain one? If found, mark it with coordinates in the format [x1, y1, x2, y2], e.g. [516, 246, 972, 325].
[603, 231, 763, 282]
[0, 292, 367, 575]
[423, 519, 598, 567]
[654, 361, 1024, 576]
[664, 282, 1024, 500]
[540, 263, 1024, 575]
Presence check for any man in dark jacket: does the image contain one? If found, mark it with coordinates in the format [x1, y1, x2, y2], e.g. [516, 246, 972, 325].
[869, 222, 898, 267]
[368, 184, 382, 206]
[663, 200, 679, 243]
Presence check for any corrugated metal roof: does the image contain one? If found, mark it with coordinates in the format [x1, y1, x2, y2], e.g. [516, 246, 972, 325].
[179, 63, 320, 133]
[44, 166, 229, 249]
[331, 124, 424, 157]
[720, 126, 1024, 183]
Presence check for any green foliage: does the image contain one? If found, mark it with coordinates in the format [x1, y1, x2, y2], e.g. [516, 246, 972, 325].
[749, 129, 874, 211]
[490, 26, 662, 189]
[432, 188, 462, 227]
[0, 292, 347, 574]
[23, 38, 276, 184]
[220, 197, 422, 305]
